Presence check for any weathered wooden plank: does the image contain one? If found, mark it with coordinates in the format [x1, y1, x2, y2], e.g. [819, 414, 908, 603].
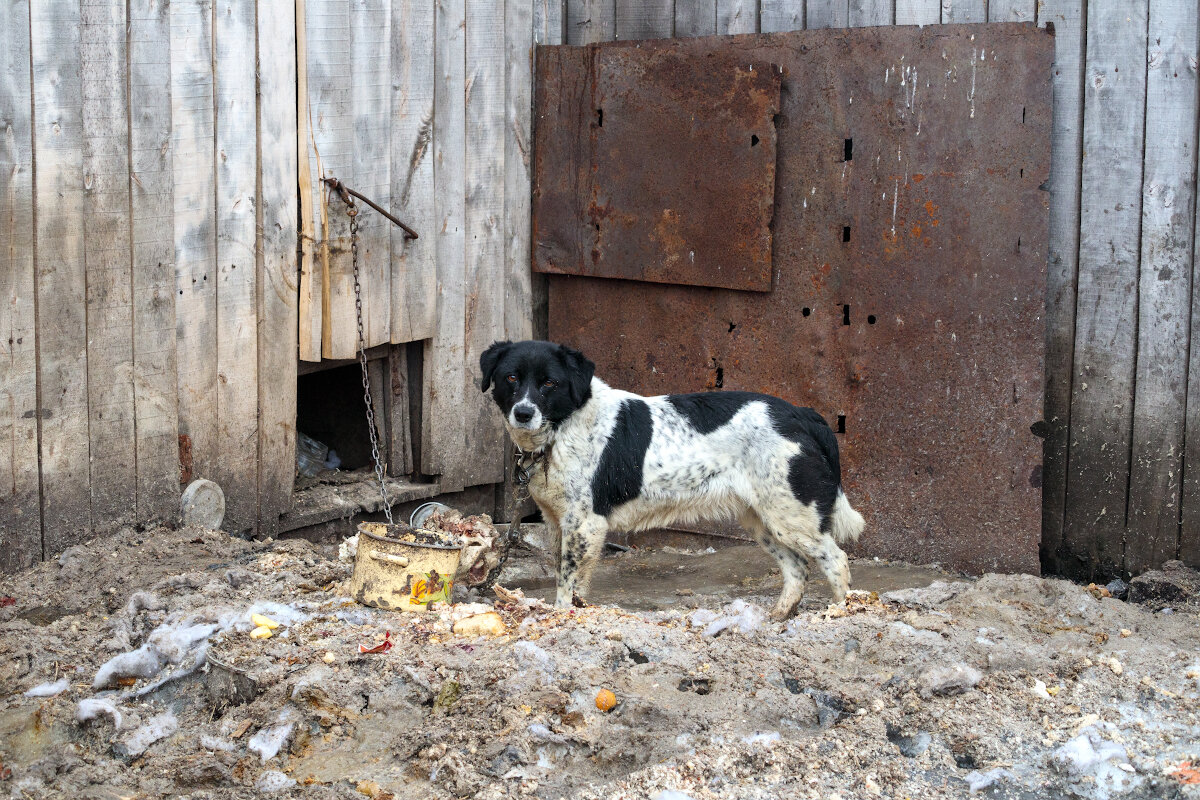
[129, 0, 180, 526]
[895, 0, 938, 25]
[1063, 0, 1149, 580]
[297, 0, 322, 361]
[676, 0, 717, 37]
[214, 0, 260, 533]
[534, 0, 566, 43]
[257, 0, 299, 534]
[566, 0, 615, 44]
[940, 0, 985, 23]
[306, 0, 356, 360]
[718, 0, 757, 33]
[1186, 178, 1200, 568]
[987, 0, 1034, 24]
[848, 0, 891, 26]
[1038, 0, 1086, 573]
[388, 346, 413, 475]
[31, 0, 92, 552]
[171, 0, 218, 491]
[615, 0, 673, 39]
[390, 0, 437, 344]
[504, 0, 537, 342]
[462, 0, 508, 488]
[352, 0, 392, 349]
[81, 0, 136, 534]
[0, 0, 41, 570]
[806, 0, 848, 28]
[1126, 0, 1197, 574]
[423, 0, 467, 487]
[759, 0, 804, 32]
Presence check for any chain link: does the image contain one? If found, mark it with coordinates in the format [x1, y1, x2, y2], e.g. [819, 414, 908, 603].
[345, 201, 394, 525]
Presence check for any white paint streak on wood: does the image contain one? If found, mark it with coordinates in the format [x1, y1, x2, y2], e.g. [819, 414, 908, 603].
[1064, 0, 1150, 575]
[390, 0, 438, 343]
[0, 0, 41, 569]
[170, 0, 218, 487]
[352, 0, 392, 348]
[81, 0, 136, 532]
[214, 0, 260, 533]
[32, 0, 93, 549]
[566, 0, 615, 44]
[257, 0, 300, 532]
[1128, 0, 1198, 571]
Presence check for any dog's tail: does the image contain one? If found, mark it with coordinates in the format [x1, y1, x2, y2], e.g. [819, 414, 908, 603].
[830, 488, 865, 544]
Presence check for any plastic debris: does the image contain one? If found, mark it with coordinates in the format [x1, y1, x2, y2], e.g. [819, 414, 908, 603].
[296, 431, 330, 478]
[23, 677, 70, 698]
[964, 767, 1016, 794]
[689, 599, 766, 637]
[338, 534, 359, 562]
[247, 708, 298, 761]
[358, 630, 393, 654]
[918, 663, 982, 698]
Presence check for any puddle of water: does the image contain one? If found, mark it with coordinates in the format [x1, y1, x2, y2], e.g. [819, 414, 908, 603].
[512, 543, 954, 611]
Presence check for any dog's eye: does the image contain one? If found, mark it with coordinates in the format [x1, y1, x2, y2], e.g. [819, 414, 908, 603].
[543, 380, 557, 389]
[505, 374, 517, 384]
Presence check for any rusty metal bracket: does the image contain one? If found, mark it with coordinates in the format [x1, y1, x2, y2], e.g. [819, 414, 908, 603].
[322, 176, 417, 240]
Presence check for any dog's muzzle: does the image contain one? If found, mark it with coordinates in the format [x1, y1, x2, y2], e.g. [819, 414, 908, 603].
[509, 401, 543, 430]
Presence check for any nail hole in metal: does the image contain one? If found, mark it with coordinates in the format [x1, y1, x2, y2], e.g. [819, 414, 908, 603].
[837, 415, 846, 434]
[867, 314, 876, 325]
[842, 304, 850, 325]
[842, 226, 851, 243]
[843, 138, 853, 161]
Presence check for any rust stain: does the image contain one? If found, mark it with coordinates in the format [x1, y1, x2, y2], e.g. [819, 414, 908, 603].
[178, 434, 194, 486]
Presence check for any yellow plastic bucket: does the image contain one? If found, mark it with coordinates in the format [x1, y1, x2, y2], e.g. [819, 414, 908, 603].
[348, 522, 463, 611]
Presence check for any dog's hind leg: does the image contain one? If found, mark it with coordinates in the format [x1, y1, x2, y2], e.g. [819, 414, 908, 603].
[556, 511, 609, 608]
[802, 532, 851, 604]
[740, 509, 809, 621]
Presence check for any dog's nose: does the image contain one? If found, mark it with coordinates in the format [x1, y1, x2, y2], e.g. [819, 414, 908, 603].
[513, 407, 534, 424]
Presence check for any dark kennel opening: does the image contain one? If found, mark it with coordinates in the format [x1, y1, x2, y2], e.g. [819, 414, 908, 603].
[296, 362, 377, 474]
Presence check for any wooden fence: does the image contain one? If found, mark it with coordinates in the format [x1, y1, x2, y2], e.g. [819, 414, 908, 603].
[3, 0, 1198, 580]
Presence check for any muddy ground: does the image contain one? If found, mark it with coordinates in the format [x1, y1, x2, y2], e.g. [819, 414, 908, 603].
[1, 524, 1198, 800]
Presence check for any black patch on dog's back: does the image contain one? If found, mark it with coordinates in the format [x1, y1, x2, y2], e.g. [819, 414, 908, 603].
[592, 399, 652, 517]
[768, 404, 841, 532]
[665, 391, 764, 434]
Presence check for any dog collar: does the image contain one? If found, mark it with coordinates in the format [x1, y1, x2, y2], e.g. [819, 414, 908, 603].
[512, 445, 550, 486]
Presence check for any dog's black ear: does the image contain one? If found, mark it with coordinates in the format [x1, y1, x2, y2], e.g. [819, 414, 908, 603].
[558, 344, 595, 406]
[480, 340, 512, 392]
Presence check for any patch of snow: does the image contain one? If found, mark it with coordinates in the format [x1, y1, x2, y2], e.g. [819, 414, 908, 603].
[23, 677, 70, 698]
[255, 770, 297, 792]
[76, 698, 123, 729]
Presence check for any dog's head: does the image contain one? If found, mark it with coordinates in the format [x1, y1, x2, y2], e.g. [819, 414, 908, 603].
[480, 340, 595, 442]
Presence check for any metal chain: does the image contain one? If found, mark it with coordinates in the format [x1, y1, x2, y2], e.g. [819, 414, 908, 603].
[345, 199, 394, 525]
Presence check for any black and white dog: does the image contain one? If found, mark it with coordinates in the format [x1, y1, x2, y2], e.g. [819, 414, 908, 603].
[480, 340, 865, 619]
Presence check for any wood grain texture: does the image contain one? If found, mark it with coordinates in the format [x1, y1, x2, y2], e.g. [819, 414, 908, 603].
[297, 0, 322, 361]
[615, 0, 672, 39]
[1064, 0, 1149, 580]
[0, 0, 41, 569]
[129, 0, 180, 526]
[718, 0, 758, 33]
[505, 0, 537, 341]
[848, 0, 891, 26]
[81, 0, 136, 533]
[388, 346, 413, 475]
[32, 0, 93, 552]
[894, 0, 938, 25]
[1126, 0, 1197, 573]
[1038, 0, 1086, 572]
[676, 0, 716, 36]
[307, 0, 356, 360]
[462, 0, 508, 488]
[257, 0, 300, 534]
[759, 0, 804, 31]
[423, 0, 468, 488]
[940, 0, 984, 23]
[352, 0, 392, 349]
[391, 0, 438, 344]
[806, 0, 848, 28]
[171, 0, 218, 492]
[566, 0, 615, 44]
[1186, 164, 1200, 568]
[214, 0, 260, 533]
[987, 0, 1035, 23]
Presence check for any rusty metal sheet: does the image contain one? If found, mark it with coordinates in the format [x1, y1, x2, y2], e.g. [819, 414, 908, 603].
[541, 24, 1052, 575]
[532, 46, 782, 292]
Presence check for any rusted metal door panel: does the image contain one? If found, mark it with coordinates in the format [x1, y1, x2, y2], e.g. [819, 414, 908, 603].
[540, 24, 1052, 575]
[532, 46, 782, 292]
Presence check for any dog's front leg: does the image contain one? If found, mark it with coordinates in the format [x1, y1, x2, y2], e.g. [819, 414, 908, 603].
[556, 511, 609, 608]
